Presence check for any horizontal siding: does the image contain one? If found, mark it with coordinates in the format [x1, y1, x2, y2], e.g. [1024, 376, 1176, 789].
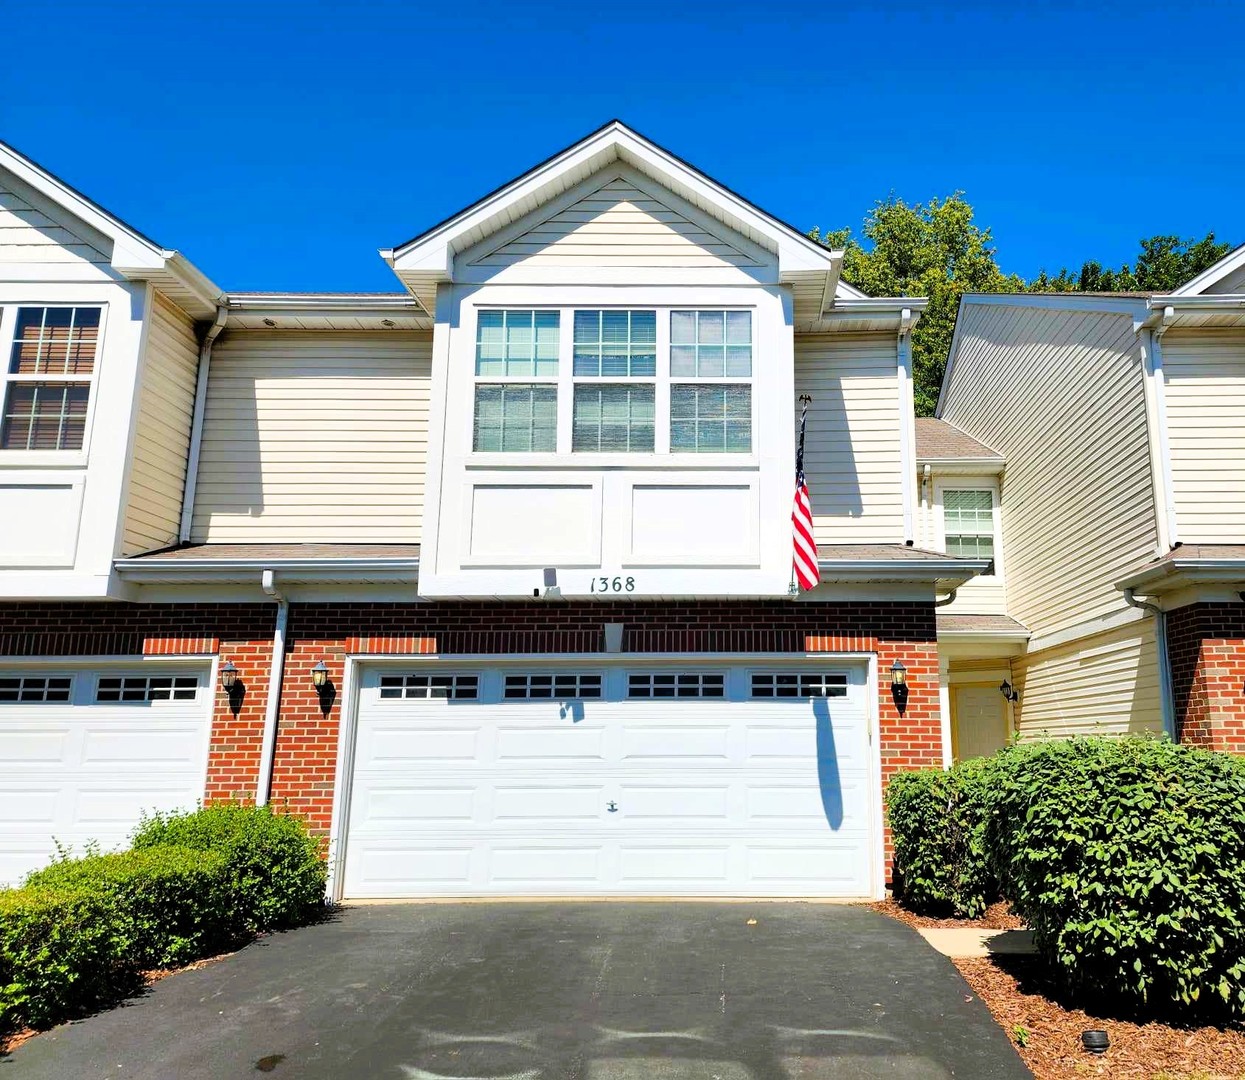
[795, 334, 903, 544]
[121, 294, 199, 555]
[1206, 264, 1245, 294]
[471, 178, 762, 269]
[940, 304, 1158, 636]
[1163, 329, 1245, 543]
[1014, 620, 1162, 739]
[192, 331, 432, 543]
[0, 181, 108, 264]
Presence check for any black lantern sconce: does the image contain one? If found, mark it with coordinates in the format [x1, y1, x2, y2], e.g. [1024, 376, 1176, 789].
[890, 659, 909, 713]
[311, 660, 335, 715]
[220, 659, 244, 715]
[1000, 678, 1020, 704]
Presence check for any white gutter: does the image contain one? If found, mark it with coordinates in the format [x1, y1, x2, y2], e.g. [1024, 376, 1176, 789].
[256, 569, 288, 807]
[115, 554, 420, 581]
[1123, 588, 1176, 741]
[178, 304, 228, 543]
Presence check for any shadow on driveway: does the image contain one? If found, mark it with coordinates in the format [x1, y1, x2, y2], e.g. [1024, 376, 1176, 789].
[4, 902, 1030, 1079]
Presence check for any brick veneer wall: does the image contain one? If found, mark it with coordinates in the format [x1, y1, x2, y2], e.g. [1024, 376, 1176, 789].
[0, 599, 941, 876]
[1167, 603, 1245, 753]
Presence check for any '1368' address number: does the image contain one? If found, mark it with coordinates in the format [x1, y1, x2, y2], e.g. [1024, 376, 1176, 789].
[589, 576, 636, 593]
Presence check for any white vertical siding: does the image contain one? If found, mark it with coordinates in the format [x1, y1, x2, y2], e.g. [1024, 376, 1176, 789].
[1162, 329, 1245, 543]
[1013, 620, 1163, 739]
[939, 303, 1159, 636]
[191, 331, 432, 543]
[121, 294, 199, 555]
[795, 333, 903, 544]
[468, 177, 763, 269]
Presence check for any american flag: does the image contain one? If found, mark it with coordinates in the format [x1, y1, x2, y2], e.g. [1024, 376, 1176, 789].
[792, 395, 820, 591]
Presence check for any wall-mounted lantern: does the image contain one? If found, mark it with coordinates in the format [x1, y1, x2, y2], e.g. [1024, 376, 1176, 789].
[1000, 678, 1020, 704]
[220, 660, 243, 715]
[311, 660, 329, 690]
[890, 659, 909, 713]
[311, 659, 335, 716]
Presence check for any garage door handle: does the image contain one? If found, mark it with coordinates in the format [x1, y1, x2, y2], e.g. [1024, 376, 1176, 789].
[607, 801, 618, 813]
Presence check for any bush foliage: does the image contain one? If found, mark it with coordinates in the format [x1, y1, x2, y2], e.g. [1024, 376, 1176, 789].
[888, 737, 1245, 1022]
[1, 804, 325, 1039]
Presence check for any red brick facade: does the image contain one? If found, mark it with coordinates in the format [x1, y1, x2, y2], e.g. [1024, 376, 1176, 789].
[0, 599, 942, 876]
[1167, 603, 1245, 753]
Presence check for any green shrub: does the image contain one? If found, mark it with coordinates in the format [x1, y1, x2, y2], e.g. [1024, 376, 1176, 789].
[131, 804, 325, 933]
[983, 737, 1245, 1022]
[0, 885, 140, 1035]
[25, 846, 237, 969]
[888, 757, 997, 917]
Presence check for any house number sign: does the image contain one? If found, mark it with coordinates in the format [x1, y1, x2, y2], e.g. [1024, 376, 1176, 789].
[589, 576, 636, 593]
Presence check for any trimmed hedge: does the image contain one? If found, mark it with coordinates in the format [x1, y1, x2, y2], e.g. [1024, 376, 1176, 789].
[984, 737, 1245, 1022]
[131, 803, 326, 933]
[888, 737, 1245, 1022]
[888, 756, 997, 918]
[1, 804, 326, 1039]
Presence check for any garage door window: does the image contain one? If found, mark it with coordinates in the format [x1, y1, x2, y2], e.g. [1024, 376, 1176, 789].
[627, 672, 725, 698]
[0, 674, 72, 702]
[96, 675, 198, 703]
[504, 673, 603, 699]
[751, 673, 848, 698]
[379, 674, 479, 700]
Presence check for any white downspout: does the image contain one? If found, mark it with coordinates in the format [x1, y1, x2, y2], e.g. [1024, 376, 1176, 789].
[178, 304, 228, 544]
[256, 569, 288, 806]
[897, 309, 917, 545]
[1124, 588, 1176, 741]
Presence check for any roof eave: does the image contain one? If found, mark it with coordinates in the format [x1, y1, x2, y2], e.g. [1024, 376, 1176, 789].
[114, 556, 421, 585]
[1116, 559, 1245, 593]
[817, 557, 990, 588]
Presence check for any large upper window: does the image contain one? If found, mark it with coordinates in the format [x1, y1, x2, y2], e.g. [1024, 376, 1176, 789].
[473, 384, 557, 452]
[474, 311, 560, 452]
[943, 489, 995, 572]
[475, 310, 559, 376]
[1, 307, 100, 451]
[572, 310, 657, 453]
[671, 310, 751, 377]
[670, 310, 752, 454]
[573, 310, 656, 376]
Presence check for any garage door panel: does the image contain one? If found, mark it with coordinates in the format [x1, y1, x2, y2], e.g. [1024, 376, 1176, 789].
[356, 785, 478, 825]
[746, 845, 870, 892]
[618, 784, 730, 821]
[491, 847, 603, 883]
[81, 726, 204, 766]
[361, 724, 481, 764]
[746, 780, 872, 832]
[621, 725, 730, 761]
[492, 784, 606, 822]
[617, 845, 730, 884]
[0, 788, 59, 827]
[350, 843, 474, 889]
[497, 724, 609, 761]
[0, 727, 72, 763]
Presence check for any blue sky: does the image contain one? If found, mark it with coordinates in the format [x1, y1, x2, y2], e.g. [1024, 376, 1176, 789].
[1, 1, 1240, 292]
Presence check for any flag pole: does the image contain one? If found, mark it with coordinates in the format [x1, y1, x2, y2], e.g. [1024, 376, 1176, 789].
[791, 394, 813, 595]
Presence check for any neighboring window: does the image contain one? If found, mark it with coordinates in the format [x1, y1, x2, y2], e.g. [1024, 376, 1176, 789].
[670, 311, 752, 454]
[573, 310, 656, 376]
[572, 385, 655, 452]
[943, 489, 996, 571]
[96, 675, 197, 703]
[627, 672, 725, 699]
[475, 310, 559, 376]
[751, 673, 848, 699]
[473, 384, 558, 452]
[504, 673, 603, 699]
[2, 307, 100, 451]
[378, 674, 480, 700]
[0, 675, 71, 703]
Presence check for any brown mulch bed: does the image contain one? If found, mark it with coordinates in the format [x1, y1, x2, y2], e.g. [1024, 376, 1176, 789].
[955, 955, 1245, 1079]
[872, 896, 1025, 929]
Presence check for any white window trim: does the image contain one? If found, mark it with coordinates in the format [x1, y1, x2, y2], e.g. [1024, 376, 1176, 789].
[934, 477, 1003, 582]
[0, 302, 106, 467]
[467, 304, 756, 463]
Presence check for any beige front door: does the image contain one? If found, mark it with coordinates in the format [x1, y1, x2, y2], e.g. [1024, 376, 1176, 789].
[952, 684, 1010, 762]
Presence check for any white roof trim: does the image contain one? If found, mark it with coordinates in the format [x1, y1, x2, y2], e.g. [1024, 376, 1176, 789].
[1168, 241, 1245, 296]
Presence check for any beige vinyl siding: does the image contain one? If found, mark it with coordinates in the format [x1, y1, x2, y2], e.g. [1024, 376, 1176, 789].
[469, 177, 762, 269]
[1162, 329, 1245, 543]
[121, 294, 199, 555]
[1013, 620, 1163, 739]
[939, 304, 1158, 636]
[192, 331, 432, 543]
[0, 175, 108, 265]
[1206, 264, 1245, 294]
[795, 333, 903, 544]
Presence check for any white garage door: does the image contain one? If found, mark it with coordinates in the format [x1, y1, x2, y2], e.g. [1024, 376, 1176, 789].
[0, 665, 213, 885]
[342, 661, 877, 899]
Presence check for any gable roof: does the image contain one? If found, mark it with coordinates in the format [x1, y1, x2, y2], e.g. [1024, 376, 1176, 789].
[382, 120, 865, 322]
[0, 140, 222, 318]
[1167, 241, 1245, 297]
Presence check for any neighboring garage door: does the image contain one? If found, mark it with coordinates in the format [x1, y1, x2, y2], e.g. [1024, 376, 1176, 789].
[0, 665, 213, 885]
[342, 661, 877, 898]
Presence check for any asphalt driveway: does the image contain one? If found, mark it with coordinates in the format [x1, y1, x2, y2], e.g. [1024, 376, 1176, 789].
[4, 902, 1030, 1079]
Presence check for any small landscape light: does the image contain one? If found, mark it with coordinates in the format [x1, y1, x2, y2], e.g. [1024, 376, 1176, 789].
[1081, 1029, 1109, 1055]
[311, 660, 330, 690]
[220, 660, 238, 691]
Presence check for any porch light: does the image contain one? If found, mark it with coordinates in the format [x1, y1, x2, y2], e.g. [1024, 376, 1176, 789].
[311, 660, 329, 689]
[1000, 679, 1020, 703]
[220, 660, 238, 691]
[890, 659, 909, 712]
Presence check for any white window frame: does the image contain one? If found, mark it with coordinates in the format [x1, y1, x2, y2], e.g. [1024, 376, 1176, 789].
[934, 478, 1003, 581]
[570, 309, 658, 454]
[466, 304, 756, 460]
[0, 304, 105, 462]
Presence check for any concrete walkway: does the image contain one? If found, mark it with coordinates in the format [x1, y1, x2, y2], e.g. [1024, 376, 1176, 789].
[918, 927, 1036, 958]
[4, 902, 1031, 1079]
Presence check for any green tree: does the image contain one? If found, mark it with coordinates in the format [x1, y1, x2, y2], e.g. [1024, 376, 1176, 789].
[811, 194, 1020, 415]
